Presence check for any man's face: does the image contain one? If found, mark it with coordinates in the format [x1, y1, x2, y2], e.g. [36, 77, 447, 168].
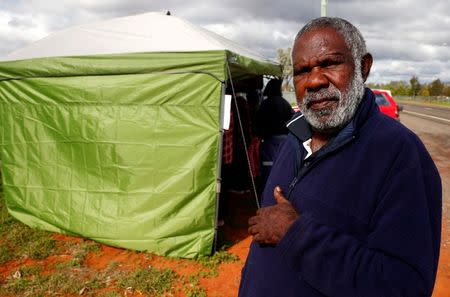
[292, 27, 365, 132]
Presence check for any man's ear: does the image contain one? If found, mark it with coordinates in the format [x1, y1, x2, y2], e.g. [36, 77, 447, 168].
[361, 53, 373, 82]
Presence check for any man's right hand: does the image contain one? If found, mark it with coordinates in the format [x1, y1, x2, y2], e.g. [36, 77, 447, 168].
[248, 186, 299, 245]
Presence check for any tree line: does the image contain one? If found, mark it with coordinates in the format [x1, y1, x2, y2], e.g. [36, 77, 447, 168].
[367, 76, 450, 98]
[276, 48, 450, 98]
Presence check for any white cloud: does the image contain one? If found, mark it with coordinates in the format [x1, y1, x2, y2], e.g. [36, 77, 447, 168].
[368, 60, 450, 84]
[0, 11, 49, 55]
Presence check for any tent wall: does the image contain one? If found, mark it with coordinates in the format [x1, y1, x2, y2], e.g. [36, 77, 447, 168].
[0, 68, 222, 258]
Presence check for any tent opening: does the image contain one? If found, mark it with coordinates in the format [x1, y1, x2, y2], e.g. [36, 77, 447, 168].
[215, 75, 266, 248]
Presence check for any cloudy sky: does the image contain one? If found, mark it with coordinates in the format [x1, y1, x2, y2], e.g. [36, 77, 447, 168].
[0, 0, 449, 83]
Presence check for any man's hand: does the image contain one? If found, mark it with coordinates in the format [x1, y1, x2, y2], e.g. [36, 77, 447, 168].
[248, 186, 299, 245]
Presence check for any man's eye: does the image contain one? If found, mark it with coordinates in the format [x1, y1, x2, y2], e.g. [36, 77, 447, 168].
[322, 60, 341, 68]
[295, 68, 310, 75]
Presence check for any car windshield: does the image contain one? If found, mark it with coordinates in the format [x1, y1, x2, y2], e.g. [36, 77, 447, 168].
[374, 93, 390, 106]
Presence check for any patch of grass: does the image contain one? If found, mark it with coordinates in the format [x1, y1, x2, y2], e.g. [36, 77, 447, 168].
[5, 221, 57, 260]
[19, 264, 42, 277]
[117, 266, 175, 296]
[28, 236, 56, 260]
[0, 193, 13, 232]
[195, 250, 238, 277]
[0, 191, 59, 262]
[58, 239, 102, 267]
[69, 249, 87, 267]
[0, 277, 36, 296]
[397, 98, 450, 108]
[0, 271, 81, 296]
[197, 250, 238, 269]
[98, 291, 122, 297]
[186, 287, 207, 297]
[0, 244, 13, 264]
[45, 272, 86, 294]
[183, 275, 207, 297]
[84, 240, 102, 253]
[0, 266, 119, 296]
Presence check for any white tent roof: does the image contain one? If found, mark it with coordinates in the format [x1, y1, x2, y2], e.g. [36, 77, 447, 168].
[4, 12, 272, 62]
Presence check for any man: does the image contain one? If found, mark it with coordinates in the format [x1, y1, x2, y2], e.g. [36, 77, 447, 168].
[239, 17, 441, 297]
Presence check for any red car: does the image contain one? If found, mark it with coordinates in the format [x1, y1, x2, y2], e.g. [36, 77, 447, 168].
[372, 89, 400, 120]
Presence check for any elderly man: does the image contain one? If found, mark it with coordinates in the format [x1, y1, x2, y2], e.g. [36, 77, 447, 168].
[238, 17, 441, 297]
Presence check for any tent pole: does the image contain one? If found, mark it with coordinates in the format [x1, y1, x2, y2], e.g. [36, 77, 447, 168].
[226, 62, 260, 209]
[213, 81, 227, 254]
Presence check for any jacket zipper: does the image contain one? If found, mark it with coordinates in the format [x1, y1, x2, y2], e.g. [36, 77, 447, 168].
[287, 135, 356, 200]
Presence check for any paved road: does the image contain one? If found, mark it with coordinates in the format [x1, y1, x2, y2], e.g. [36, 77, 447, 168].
[400, 102, 450, 124]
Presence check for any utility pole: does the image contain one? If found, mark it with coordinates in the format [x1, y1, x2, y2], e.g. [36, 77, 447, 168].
[321, 0, 328, 17]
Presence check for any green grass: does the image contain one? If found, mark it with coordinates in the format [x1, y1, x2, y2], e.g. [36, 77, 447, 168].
[0, 219, 58, 262]
[195, 250, 238, 277]
[0, 262, 84, 296]
[183, 275, 207, 297]
[0, 268, 107, 296]
[397, 98, 450, 108]
[0, 186, 11, 228]
[186, 287, 208, 297]
[0, 250, 182, 297]
[0, 244, 12, 264]
[98, 291, 123, 297]
[18, 264, 43, 276]
[117, 266, 175, 296]
[0, 199, 58, 264]
[52, 240, 102, 270]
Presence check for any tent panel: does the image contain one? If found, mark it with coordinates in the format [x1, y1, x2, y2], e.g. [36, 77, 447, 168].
[226, 51, 282, 81]
[0, 51, 228, 82]
[0, 71, 222, 257]
[0, 50, 282, 84]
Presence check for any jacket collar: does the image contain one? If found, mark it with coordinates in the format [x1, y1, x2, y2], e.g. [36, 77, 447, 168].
[286, 114, 312, 142]
[287, 87, 378, 141]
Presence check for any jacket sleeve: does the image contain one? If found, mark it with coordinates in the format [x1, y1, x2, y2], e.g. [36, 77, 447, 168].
[277, 140, 442, 297]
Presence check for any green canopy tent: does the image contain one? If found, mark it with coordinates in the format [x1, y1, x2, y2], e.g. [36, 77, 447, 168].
[0, 12, 281, 258]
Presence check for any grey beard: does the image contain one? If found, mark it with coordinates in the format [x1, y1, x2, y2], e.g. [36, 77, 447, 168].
[298, 69, 365, 133]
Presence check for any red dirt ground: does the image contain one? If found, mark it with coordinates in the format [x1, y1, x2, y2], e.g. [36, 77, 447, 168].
[433, 224, 450, 297]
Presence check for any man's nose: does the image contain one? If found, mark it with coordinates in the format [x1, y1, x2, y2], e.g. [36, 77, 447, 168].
[305, 68, 329, 92]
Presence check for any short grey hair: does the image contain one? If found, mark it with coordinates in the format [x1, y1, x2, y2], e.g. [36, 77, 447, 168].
[294, 17, 367, 64]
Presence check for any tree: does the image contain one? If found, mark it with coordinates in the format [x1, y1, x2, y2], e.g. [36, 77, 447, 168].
[276, 48, 293, 91]
[386, 81, 409, 96]
[409, 76, 421, 97]
[419, 87, 430, 97]
[429, 79, 444, 96]
[443, 85, 450, 97]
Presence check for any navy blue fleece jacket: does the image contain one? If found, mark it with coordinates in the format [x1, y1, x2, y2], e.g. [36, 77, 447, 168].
[239, 88, 442, 297]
